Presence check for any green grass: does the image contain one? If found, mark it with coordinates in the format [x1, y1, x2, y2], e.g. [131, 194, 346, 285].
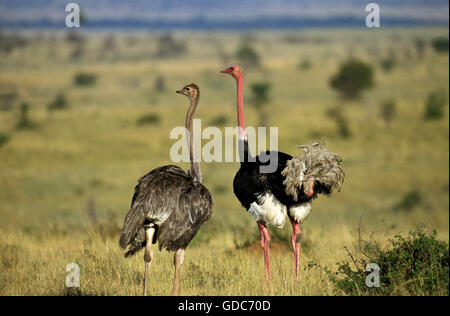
[0, 27, 448, 296]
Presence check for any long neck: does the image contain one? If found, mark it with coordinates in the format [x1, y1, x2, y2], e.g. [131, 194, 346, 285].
[236, 75, 251, 163]
[236, 75, 247, 141]
[185, 97, 202, 183]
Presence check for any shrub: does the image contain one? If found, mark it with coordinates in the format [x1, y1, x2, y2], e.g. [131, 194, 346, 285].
[298, 59, 312, 71]
[380, 99, 396, 125]
[250, 81, 271, 127]
[330, 59, 375, 99]
[0, 84, 18, 111]
[327, 107, 352, 138]
[153, 75, 166, 93]
[137, 113, 160, 126]
[209, 115, 228, 126]
[235, 44, 260, 68]
[424, 90, 447, 120]
[431, 37, 449, 53]
[380, 58, 396, 73]
[250, 82, 271, 110]
[154, 34, 187, 58]
[74, 72, 97, 87]
[47, 93, 68, 111]
[414, 38, 426, 58]
[0, 132, 10, 148]
[16, 102, 37, 129]
[314, 227, 449, 296]
[395, 190, 422, 211]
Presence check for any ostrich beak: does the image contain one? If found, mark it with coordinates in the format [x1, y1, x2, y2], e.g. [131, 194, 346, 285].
[221, 67, 232, 74]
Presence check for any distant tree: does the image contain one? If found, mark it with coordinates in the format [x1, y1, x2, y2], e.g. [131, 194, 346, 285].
[154, 75, 166, 93]
[380, 58, 396, 73]
[0, 132, 10, 148]
[298, 59, 312, 71]
[326, 106, 352, 138]
[424, 90, 448, 120]
[155, 34, 187, 58]
[235, 44, 260, 68]
[330, 59, 375, 99]
[0, 32, 28, 55]
[48, 93, 68, 111]
[102, 35, 116, 51]
[16, 102, 36, 129]
[414, 38, 426, 58]
[74, 72, 97, 87]
[0, 83, 18, 111]
[431, 37, 449, 53]
[380, 99, 396, 126]
[250, 81, 271, 127]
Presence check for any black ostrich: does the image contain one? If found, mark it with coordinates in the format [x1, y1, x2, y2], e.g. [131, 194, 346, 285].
[119, 84, 213, 296]
[221, 64, 344, 286]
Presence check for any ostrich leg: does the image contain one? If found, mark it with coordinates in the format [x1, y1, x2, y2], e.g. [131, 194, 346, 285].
[257, 221, 271, 287]
[290, 218, 302, 280]
[172, 248, 185, 296]
[143, 227, 155, 296]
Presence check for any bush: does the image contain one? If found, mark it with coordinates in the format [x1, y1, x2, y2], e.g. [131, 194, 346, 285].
[395, 190, 422, 211]
[16, 102, 37, 129]
[153, 75, 166, 93]
[235, 44, 260, 68]
[154, 34, 187, 58]
[137, 113, 160, 126]
[327, 107, 352, 138]
[74, 72, 97, 87]
[0, 132, 10, 148]
[47, 93, 68, 111]
[380, 99, 396, 125]
[330, 59, 375, 99]
[315, 227, 449, 296]
[424, 90, 447, 120]
[209, 115, 228, 126]
[298, 59, 312, 71]
[0, 84, 18, 111]
[431, 37, 449, 53]
[250, 82, 271, 109]
[250, 81, 271, 127]
[380, 58, 396, 73]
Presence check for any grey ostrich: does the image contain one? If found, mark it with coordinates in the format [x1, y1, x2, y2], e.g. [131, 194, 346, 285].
[119, 84, 213, 296]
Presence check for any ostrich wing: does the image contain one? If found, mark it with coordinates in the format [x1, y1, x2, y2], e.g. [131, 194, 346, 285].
[119, 165, 191, 251]
[157, 183, 213, 251]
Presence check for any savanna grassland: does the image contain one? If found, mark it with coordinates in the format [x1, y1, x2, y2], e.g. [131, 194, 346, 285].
[0, 27, 448, 296]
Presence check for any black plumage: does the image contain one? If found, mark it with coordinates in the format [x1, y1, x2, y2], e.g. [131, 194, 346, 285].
[233, 145, 312, 211]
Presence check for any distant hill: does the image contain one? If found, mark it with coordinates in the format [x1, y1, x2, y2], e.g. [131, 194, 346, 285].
[0, 0, 448, 30]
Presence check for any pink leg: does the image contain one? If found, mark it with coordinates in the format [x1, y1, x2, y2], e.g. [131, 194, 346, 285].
[257, 221, 271, 287]
[290, 218, 302, 280]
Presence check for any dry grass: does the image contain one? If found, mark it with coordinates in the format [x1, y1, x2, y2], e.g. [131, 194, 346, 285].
[0, 28, 448, 295]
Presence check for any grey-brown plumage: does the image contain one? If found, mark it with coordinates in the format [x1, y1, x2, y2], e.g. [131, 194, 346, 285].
[119, 165, 212, 255]
[281, 141, 345, 202]
[119, 84, 212, 296]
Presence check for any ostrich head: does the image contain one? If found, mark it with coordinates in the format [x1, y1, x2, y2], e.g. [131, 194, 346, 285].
[176, 83, 199, 101]
[221, 64, 243, 79]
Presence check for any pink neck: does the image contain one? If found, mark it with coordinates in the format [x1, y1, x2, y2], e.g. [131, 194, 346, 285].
[236, 75, 247, 140]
